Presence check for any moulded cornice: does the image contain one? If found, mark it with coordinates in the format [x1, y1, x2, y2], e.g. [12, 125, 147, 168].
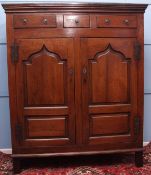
[2, 3, 148, 13]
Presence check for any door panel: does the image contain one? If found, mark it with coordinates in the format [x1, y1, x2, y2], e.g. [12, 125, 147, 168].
[26, 117, 67, 138]
[23, 45, 66, 106]
[90, 45, 130, 104]
[15, 38, 75, 147]
[81, 38, 137, 145]
[90, 113, 130, 136]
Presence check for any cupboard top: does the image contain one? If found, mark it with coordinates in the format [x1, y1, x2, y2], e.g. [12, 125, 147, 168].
[2, 3, 148, 14]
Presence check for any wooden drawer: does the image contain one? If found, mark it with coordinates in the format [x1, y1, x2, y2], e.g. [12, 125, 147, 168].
[64, 15, 90, 28]
[96, 15, 137, 28]
[14, 14, 57, 28]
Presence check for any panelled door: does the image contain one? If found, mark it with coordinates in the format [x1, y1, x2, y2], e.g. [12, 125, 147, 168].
[81, 38, 138, 146]
[15, 38, 75, 147]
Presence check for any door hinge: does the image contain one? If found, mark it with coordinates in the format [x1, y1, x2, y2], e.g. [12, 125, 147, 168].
[11, 44, 19, 63]
[134, 42, 141, 60]
[134, 116, 140, 135]
[15, 124, 23, 143]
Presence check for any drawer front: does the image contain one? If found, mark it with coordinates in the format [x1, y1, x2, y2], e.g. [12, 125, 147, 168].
[96, 15, 137, 28]
[14, 14, 57, 28]
[64, 15, 90, 28]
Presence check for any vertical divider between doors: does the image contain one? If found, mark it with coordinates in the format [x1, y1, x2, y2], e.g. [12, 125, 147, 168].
[74, 37, 83, 145]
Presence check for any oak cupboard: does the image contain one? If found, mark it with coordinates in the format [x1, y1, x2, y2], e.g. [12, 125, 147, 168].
[2, 3, 147, 173]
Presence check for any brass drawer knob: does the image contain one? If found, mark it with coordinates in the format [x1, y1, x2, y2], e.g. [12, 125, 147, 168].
[104, 18, 110, 24]
[124, 19, 129, 25]
[43, 18, 48, 25]
[75, 19, 79, 24]
[23, 18, 27, 24]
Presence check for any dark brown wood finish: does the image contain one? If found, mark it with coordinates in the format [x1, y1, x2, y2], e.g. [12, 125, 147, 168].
[15, 38, 75, 147]
[96, 15, 137, 28]
[2, 3, 147, 173]
[14, 14, 57, 28]
[81, 38, 137, 145]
